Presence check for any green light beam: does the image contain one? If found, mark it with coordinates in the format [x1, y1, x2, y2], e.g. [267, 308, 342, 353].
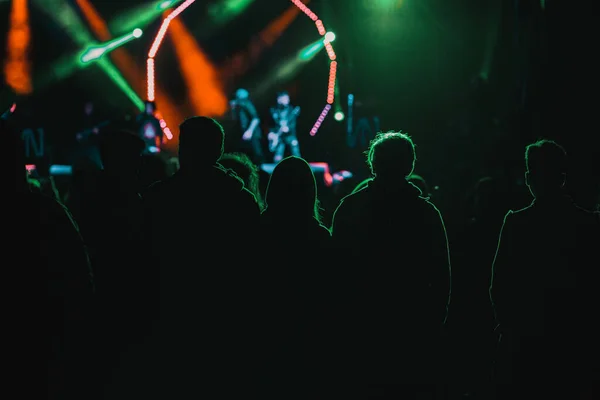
[208, 0, 254, 25]
[35, 0, 143, 110]
[96, 58, 145, 110]
[109, 0, 182, 34]
[298, 39, 324, 61]
[80, 29, 143, 63]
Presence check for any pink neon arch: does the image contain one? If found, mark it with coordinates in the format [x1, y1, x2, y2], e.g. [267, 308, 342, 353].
[289, 0, 337, 136]
[146, 0, 197, 141]
[145, 0, 337, 139]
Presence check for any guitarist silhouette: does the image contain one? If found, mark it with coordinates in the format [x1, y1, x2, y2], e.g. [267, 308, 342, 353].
[268, 91, 301, 163]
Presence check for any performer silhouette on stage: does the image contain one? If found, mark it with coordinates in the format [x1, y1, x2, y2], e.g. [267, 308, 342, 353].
[230, 88, 265, 165]
[268, 91, 301, 163]
[136, 101, 163, 153]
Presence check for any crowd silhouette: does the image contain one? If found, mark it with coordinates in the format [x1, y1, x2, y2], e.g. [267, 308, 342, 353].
[5, 112, 599, 399]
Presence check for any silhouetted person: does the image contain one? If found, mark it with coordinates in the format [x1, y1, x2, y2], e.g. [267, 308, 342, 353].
[2, 118, 94, 399]
[78, 129, 145, 253]
[73, 101, 103, 168]
[71, 129, 148, 395]
[490, 139, 600, 399]
[107, 117, 263, 399]
[258, 156, 331, 397]
[136, 100, 163, 153]
[330, 131, 451, 396]
[268, 91, 301, 162]
[230, 88, 265, 164]
[220, 152, 265, 211]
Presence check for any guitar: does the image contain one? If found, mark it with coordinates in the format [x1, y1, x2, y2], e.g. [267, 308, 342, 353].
[75, 120, 111, 142]
[268, 106, 300, 152]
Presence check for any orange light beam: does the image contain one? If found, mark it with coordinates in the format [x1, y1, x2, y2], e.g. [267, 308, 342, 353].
[74, 0, 186, 138]
[4, 0, 32, 94]
[259, 0, 307, 47]
[168, 18, 228, 118]
[220, 0, 308, 80]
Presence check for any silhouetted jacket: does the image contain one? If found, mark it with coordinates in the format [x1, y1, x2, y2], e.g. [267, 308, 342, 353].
[258, 211, 331, 394]
[329, 178, 451, 384]
[491, 195, 600, 335]
[332, 178, 451, 324]
[13, 191, 93, 399]
[142, 163, 261, 279]
[110, 164, 266, 398]
[144, 163, 259, 236]
[490, 195, 600, 384]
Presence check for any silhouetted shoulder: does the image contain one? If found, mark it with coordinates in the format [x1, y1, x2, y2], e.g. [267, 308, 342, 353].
[572, 206, 600, 230]
[421, 196, 443, 216]
[336, 185, 368, 209]
[331, 188, 367, 228]
[25, 191, 83, 232]
[502, 200, 600, 245]
[21, 191, 94, 292]
[141, 176, 172, 199]
[501, 204, 531, 224]
[497, 208, 526, 240]
[145, 166, 248, 195]
[574, 204, 599, 217]
[226, 170, 256, 200]
[317, 223, 332, 238]
[512, 202, 534, 214]
[218, 165, 259, 205]
[509, 205, 529, 216]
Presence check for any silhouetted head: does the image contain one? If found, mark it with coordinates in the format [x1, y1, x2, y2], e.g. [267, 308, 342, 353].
[144, 101, 156, 115]
[178, 116, 224, 171]
[220, 152, 264, 210]
[98, 128, 145, 175]
[276, 91, 290, 106]
[367, 131, 416, 181]
[265, 156, 320, 221]
[524, 139, 567, 198]
[235, 88, 249, 101]
[408, 174, 429, 197]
